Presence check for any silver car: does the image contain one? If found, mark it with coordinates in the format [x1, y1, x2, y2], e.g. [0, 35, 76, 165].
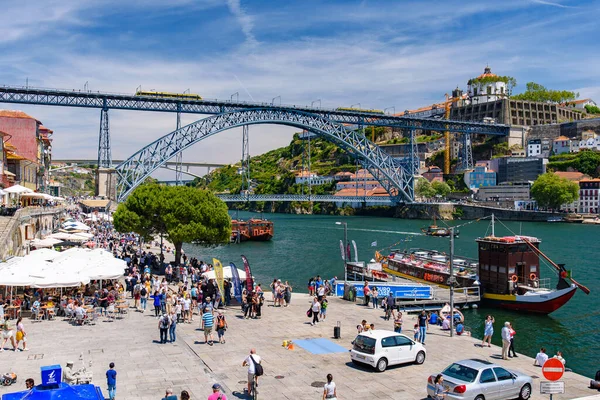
[427, 359, 532, 400]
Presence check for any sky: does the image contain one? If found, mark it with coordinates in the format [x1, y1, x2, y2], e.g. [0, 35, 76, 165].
[0, 0, 598, 179]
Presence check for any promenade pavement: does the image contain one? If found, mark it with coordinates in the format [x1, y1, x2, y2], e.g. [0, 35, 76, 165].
[1, 291, 596, 400]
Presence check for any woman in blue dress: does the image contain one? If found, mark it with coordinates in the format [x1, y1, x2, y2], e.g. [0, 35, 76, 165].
[481, 315, 495, 347]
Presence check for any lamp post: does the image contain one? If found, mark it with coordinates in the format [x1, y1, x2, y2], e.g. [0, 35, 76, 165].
[336, 221, 348, 286]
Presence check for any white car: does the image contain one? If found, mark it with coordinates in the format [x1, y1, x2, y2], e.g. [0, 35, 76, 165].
[350, 329, 426, 372]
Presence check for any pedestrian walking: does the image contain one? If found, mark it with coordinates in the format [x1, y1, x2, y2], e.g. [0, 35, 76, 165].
[320, 296, 328, 320]
[501, 321, 511, 360]
[140, 285, 148, 312]
[481, 315, 495, 347]
[322, 373, 337, 400]
[216, 311, 228, 344]
[311, 297, 321, 326]
[202, 307, 215, 345]
[180, 390, 190, 400]
[106, 362, 116, 400]
[169, 310, 177, 343]
[158, 313, 170, 344]
[508, 322, 518, 357]
[153, 291, 161, 317]
[15, 317, 28, 351]
[432, 374, 448, 400]
[363, 282, 371, 306]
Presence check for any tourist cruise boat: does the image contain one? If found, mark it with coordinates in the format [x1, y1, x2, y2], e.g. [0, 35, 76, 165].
[376, 217, 590, 314]
[231, 218, 274, 242]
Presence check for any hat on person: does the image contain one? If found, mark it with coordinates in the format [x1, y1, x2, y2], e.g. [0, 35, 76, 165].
[66, 361, 74, 365]
[212, 383, 221, 390]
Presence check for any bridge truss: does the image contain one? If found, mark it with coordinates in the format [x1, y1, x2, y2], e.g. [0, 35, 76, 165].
[115, 108, 413, 203]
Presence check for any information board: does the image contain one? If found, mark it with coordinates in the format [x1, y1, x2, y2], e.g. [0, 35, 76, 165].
[540, 381, 565, 394]
[335, 282, 432, 299]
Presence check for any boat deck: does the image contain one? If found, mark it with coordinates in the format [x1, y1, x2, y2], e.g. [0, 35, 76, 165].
[388, 275, 481, 313]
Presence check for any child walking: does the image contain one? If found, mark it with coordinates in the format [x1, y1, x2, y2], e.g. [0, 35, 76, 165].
[106, 362, 117, 400]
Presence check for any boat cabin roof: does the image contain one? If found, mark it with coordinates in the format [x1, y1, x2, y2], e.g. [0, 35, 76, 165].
[476, 235, 540, 245]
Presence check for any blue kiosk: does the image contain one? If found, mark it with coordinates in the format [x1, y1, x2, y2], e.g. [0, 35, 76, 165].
[1, 365, 104, 400]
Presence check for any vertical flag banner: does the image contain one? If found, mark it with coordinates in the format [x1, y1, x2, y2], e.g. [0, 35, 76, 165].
[352, 240, 358, 262]
[241, 255, 253, 292]
[229, 262, 242, 301]
[339, 240, 345, 261]
[212, 258, 225, 299]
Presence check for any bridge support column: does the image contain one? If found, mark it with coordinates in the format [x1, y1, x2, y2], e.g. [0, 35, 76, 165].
[97, 103, 112, 168]
[409, 128, 419, 176]
[457, 133, 473, 172]
[241, 125, 251, 193]
[96, 167, 117, 200]
[175, 105, 183, 185]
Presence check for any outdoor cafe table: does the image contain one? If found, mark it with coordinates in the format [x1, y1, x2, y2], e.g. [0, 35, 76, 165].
[115, 304, 128, 318]
[4, 305, 21, 319]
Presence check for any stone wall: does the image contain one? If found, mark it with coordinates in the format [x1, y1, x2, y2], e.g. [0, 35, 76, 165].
[394, 203, 555, 222]
[528, 119, 600, 142]
[0, 207, 66, 260]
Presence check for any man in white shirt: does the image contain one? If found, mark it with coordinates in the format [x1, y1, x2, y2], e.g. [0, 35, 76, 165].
[501, 322, 511, 360]
[535, 347, 549, 366]
[242, 348, 261, 394]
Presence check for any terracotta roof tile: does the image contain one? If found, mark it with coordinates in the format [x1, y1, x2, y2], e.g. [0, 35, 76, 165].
[554, 171, 589, 181]
[0, 110, 38, 120]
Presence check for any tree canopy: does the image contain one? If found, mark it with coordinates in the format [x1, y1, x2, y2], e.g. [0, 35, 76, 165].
[415, 178, 451, 199]
[512, 82, 578, 103]
[114, 184, 231, 265]
[530, 172, 579, 210]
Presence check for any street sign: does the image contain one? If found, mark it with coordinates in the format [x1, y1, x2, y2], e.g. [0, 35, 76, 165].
[542, 358, 565, 381]
[540, 381, 565, 394]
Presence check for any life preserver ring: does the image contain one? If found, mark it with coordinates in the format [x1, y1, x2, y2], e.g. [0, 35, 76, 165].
[511, 275, 518, 283]
[529, 273, 537, 281]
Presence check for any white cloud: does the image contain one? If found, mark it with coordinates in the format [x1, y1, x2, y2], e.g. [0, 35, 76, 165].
[226, 0, 258, 47]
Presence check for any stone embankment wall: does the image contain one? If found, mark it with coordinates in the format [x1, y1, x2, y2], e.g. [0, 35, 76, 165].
[395, 203, 554, 221]
[528, 119, 600, 141]
[0, 207, 66, 260]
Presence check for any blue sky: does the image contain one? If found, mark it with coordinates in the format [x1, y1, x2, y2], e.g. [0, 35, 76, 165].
[0, 0, 598, 176]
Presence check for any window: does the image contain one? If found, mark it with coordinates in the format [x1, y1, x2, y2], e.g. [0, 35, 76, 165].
[353, 336, 376, 354]
[394, 335, 413, 346]
[381, 337, 397, 348]
[493, 367, 513, 381]
[442, 363, 478, 383]
[480, 368, 496, 383]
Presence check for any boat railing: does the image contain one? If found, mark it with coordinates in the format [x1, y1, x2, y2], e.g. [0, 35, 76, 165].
[430, 285, 481, 303]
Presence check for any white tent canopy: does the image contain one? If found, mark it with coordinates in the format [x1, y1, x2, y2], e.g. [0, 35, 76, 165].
[30, 238, 64, 248]
[0, 248, 126, 287]
[3, 184, 33, 194]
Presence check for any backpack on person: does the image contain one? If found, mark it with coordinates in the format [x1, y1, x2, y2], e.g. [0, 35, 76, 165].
[250, 356, 263, 376]
[159, 315, 169, 329]
[217, 315, 226, 329]
[140, 287, 147, 297]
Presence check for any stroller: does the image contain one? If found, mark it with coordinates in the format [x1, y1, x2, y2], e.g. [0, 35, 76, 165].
[1, 372, 17, 386]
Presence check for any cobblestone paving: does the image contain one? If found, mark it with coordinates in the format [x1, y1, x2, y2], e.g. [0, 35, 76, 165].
[0, 292, 595, 400]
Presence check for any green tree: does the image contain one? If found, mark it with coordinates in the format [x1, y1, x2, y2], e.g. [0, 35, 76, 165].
[431, 181, 451, 198]
[415, 178, 436, 199]
[573, 150, 600, 177]
[114, 184, 231, 265]
[512, 82, 578, 103]
[530, 173, 579, 210]
[585, 104, 600, 114]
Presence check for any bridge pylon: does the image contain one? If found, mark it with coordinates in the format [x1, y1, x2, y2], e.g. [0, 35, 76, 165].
[241, 125, 251, 194]
[97, 100, 112, 168]
[175, 104, 183, 185]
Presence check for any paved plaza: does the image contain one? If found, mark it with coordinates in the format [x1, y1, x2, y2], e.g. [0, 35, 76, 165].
[0, 291, 596, 400]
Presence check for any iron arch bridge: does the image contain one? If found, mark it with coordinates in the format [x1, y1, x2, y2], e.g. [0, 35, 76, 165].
[116, 108, 414, 203]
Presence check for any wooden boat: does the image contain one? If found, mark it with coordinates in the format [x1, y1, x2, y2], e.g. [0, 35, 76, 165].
[378, 216, 590, 314]
[421, 216, 459, 237]
[564, 214, 584, 223]
[231, 218, 274, 242]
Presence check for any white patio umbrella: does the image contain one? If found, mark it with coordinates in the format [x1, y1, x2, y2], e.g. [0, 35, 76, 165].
[202, 265, 247, 280]
[30, 238, 63, 249]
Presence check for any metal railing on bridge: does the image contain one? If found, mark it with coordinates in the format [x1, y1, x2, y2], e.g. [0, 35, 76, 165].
[216, 194, 394, 203]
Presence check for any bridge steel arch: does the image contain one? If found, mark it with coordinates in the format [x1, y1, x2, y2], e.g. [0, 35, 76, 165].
[115, 108, 414, 203]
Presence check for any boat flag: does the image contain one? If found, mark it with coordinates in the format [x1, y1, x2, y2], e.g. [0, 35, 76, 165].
[212, 258, 225, 299]
[352, 240, 358, 262]
[371, 241, 377, 247]
[229, 262, 242, 302]
[339, 240, 345, 261]
[241, 255, 254, 292]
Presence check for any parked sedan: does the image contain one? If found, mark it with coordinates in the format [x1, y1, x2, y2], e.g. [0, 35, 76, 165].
[427, 359, 532, 400]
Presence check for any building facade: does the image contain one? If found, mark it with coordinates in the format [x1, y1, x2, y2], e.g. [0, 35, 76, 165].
[476, 182, 532, 201]
[496, 157, 545, 184]
[464, 165, 496, 190]
[578, 179, 600, 214]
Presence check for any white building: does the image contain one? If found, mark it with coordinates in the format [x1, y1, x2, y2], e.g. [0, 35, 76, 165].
[527, 139, 542, 157]
[294, 171, 333, 185]
[467, 67, 508, 103]
[578, 179, 600, 214]
[569, 98, 597, 110]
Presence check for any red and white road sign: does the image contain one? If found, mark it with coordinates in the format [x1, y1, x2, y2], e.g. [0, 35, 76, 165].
[542, 358, 565, 381]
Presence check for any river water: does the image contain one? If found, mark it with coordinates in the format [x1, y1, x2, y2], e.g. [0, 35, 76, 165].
[184, 211, 600, 378]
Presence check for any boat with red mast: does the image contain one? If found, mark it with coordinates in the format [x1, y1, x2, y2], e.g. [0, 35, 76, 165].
[378, 215, 590, 314]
